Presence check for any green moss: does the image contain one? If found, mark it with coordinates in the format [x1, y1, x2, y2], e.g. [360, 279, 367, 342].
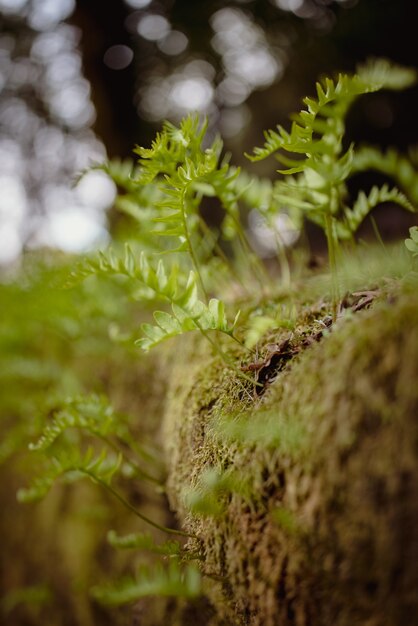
[163, 260, 418, 625]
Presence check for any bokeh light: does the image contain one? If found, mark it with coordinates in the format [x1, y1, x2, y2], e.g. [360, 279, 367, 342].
[0, 1, 114, 263]
[103, 44, 134, 70]
[0, 0, 386, 264]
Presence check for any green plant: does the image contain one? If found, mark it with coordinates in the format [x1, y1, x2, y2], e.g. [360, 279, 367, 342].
[247, 58, 416, 317]
[91, 561, 201, 606]
[6, 57, 418, 620]
[405, 225, 418, 256]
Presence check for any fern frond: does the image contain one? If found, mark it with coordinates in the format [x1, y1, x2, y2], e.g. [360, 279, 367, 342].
[95, 158, 138, 191]
[17, 448, 122, 503]
[352, 145, 418, 204]
[29, 395, 117, 452]
[356, 57, 417, 91]
[72, 248, 240, 352]
[338, 184, 415, 240]
[107, 530, 181, 556]
[70, 246, 182, 301]
[137, 286, 239, 352]
[91, 561, 201, 605]
[247, 59, 416, 166]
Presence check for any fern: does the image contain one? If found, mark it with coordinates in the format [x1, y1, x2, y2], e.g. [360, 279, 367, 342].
[137, 290, 240, 352]
[73, 246, 241, 355]
[27, 394, 160, 485]
[17, 447, 122, 503]
[107, 530, 181, 556]
[133, 117, 226, 291]
[133, 115, 264, 291]
[28, 395, 118, 452]
[337, 184, 415, 240]
[352, 145, 418, 205]
[247, 58, 416, 167]
[70, 245, 184, 303]
[91, 561, 201, 605]
[247, 58, 417, 316]
[184, 467, 252, 518]
[246, 57, 417, 237]
[19, 444, 190, 535]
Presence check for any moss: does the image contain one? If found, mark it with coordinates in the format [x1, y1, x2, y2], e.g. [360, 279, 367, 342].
[163, 273, 418, 625]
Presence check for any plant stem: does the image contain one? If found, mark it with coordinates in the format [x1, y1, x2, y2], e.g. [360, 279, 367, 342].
[180, 186, 208, 302]
[198, 217, 249, 294]
[98, 435, 162, 485]
[270, 219, 291, 288]
[324, 212, 340, 321]
[83, 470, 193, 538]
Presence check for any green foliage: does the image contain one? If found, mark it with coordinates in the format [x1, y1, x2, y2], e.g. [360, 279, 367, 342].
[352, 145, 418, 205]
[247, 58, 416, 167]
[184, 467, 252, 518]
[138, 295, 239, 352]
[405, 226, 418, 256]
[17, 447, 122, 503]
[216, 409, 309, 456]
[1, 585, 52, 614]
[132, 115, 251, 288]
[248, 59, 416, 241]
[107, 530, 181, 556]
[248, 58, 417, 315]
[28, 394, 119, 452]
[4, 58, 418, 621]
[73, 245, 241, 353]
[91, 561, 201, 605]
[336, 184, 414, 240]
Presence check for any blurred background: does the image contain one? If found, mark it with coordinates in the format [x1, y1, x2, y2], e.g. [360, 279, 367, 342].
[0, 0, 417, 264]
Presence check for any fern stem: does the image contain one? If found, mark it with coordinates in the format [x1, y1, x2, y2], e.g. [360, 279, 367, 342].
[271, 226, 291, 288]
[194, 322, 261, 388]
[180, 186, 208, 302]
[198, 217, 249, 294]
[233, 214, 270, 292]
[84, 470, 194, 538]
[324, 212, 340, 321]
[370, 215, 388, 253]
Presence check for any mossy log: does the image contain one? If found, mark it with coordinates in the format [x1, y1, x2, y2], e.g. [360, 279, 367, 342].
[163, 289, 418, 626]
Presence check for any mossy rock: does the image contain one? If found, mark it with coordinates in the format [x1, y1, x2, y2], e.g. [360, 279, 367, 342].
[162, 281, 418, 626]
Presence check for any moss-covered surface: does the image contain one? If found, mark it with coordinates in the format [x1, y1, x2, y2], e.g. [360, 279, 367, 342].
[163, 263, 418, 625]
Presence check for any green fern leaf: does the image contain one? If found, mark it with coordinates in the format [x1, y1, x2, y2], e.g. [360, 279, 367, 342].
[17, 448, 122, 503]
[91, 561, 201, 605]
[136, 292, 237, 352]
[338, 184, 415, 240]
[107, 530, 181, 556]
[247, 58, 416, 167]
[352, 145, 418, 205]
[28, 395, 117, 453]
